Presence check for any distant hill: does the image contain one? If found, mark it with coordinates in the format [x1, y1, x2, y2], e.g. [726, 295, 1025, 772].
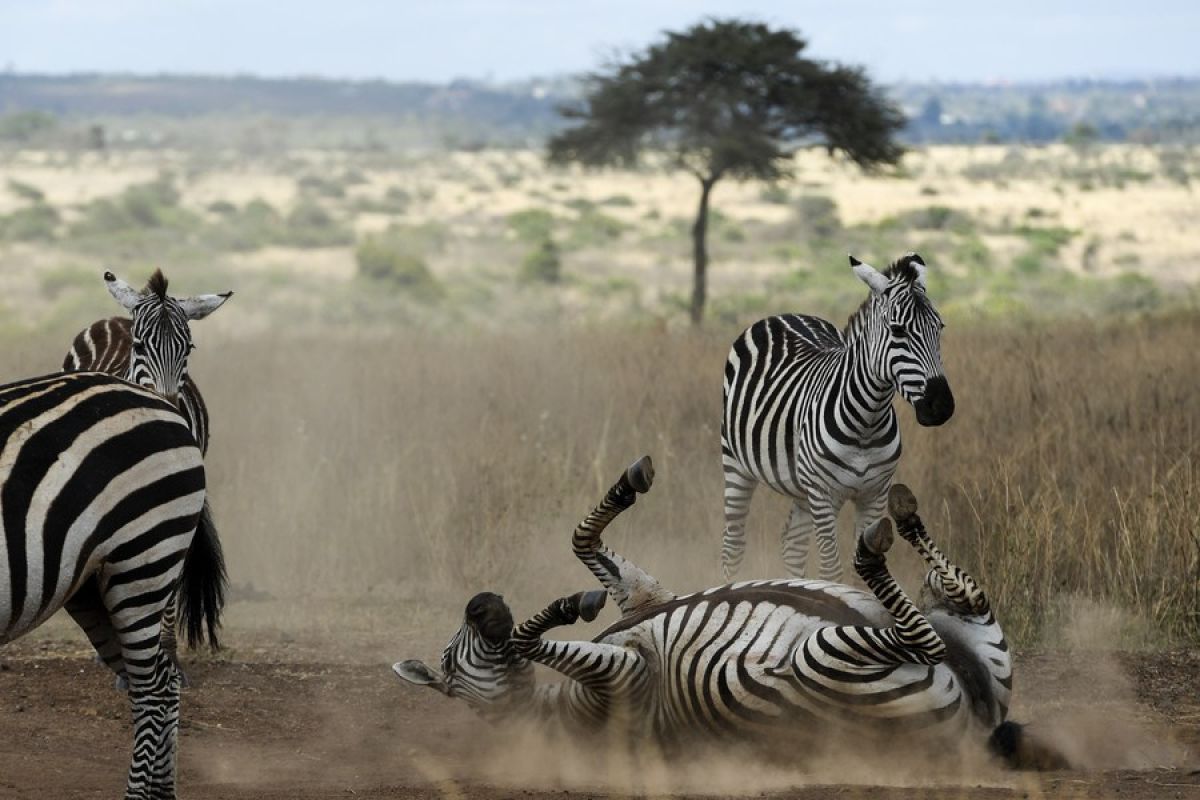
[1, 73, 1198, 148]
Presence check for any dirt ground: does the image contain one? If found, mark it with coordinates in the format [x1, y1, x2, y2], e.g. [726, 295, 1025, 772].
[1, 638, 1198, 800]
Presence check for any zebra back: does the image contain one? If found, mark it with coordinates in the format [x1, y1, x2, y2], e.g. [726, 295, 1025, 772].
[63, 316, 210, 454]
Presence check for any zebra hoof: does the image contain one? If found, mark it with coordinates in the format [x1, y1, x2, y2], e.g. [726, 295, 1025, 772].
[626, 456, 654, 494]
[578, 590, 607, 622]
[889, 484, 919, 521]
[862, 518, 893, 556]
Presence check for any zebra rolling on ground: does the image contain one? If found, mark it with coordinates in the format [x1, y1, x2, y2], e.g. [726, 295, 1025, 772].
[0, 371, 226, 799]
[394, 456, 1062, 768]
[63, 269, 234, 455]
[721, 252, 955, 582]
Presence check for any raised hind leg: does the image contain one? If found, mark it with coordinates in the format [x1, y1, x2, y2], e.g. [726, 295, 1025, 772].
[720, 460, 757, 580]
[791, 518, 946, 696]
[889, 484, 991, 616]
[778, 499, 814, 578]
[573, 455, 674, 615]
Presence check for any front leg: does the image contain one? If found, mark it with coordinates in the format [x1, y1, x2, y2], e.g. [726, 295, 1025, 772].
[810, 493, 843, 582]
[512, 594, 649, 724]
[792, 518, 946, 692]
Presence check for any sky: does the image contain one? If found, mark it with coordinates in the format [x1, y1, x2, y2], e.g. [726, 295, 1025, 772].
[1, 1, 1198, 85]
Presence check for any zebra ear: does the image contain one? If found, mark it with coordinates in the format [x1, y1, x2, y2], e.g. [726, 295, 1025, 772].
[392, 660, 449, 695]
[104, 271, 142, 312]
[849, 255, 889, 295]
[178, 291, 233, 321]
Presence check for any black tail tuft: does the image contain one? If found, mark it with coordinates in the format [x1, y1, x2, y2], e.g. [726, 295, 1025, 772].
[990, 720, 1071, 771]
[179, 499, 227, 650]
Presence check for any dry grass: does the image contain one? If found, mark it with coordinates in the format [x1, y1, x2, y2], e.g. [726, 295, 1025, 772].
[92, 310, 1193, 652]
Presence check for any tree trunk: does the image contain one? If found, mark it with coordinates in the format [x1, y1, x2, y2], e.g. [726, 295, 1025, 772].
[690, 177, 716, 326]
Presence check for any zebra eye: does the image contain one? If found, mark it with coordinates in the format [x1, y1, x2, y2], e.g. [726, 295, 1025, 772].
[889, 324, 906, 337]
[132, 339, 146, 355]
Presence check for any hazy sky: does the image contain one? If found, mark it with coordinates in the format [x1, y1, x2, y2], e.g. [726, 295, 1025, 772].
[1, 1, 1197, 84]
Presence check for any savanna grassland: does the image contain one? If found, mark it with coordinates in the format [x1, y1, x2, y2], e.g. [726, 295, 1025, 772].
[0, 141, 1198, 798]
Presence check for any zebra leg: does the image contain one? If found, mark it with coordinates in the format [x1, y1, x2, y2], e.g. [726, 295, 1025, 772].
[889, 484, 991, 616]
[512, 597, 649, 723]
[158, 593, 191, 689]
[779, 499, 814, 578]
[792, 518, 946, 685]
[721, 467, 757, 580]
[65, 576, 128, 688]
[810, 494, 844, 582]
[573, 456, 674, 614]
[102, 572, 182, 800]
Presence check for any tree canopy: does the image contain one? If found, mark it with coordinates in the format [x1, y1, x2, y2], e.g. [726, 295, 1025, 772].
[548, 18, 906, 323]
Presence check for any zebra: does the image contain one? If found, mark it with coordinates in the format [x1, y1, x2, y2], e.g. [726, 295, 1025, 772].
[63, 269, 231, 687]
[63, 269, 233, 454]
[394, 457, 1058, 768]
[720, 252, 955, 582]
[0, 370, 226, 799]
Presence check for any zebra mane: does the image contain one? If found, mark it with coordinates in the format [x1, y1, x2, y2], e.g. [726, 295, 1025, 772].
[843, 253, 927, 338]
[143, 269, 169, 300]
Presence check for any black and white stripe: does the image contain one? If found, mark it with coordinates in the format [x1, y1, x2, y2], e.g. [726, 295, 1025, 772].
[721, 253, 954, 581]
[395, 459, 1012, 756]
[63, 269, 232, 454]
[0, 371, 225, 799]
[64, 315, 211, 454]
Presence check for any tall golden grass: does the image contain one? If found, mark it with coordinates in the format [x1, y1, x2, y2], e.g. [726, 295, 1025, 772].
[7, 312, 1197, 649]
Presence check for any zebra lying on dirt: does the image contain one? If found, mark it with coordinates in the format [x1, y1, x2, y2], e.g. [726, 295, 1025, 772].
[395, 457, 1064, 769]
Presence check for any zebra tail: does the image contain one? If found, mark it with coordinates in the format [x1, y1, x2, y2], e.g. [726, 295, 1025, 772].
[989, 721, 1071, 771]
[179, 498, 228, 650]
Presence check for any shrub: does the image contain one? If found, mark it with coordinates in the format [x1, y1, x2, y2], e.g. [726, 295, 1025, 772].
[567, 208, 626, 247]
[1, 203, 59, 241]
[520, 238, 562, 284]
[880, 205, 975, 234]
[6, 179, 45, 204]
[282, 201, 354, 248]
[508, 208, 557, 242]
[356, 234, 439, 295]
[794, 194, 841, 241]
[759, 184, 790, 204]
[70, 174, 195, 237]
[600, 194, 635, 207]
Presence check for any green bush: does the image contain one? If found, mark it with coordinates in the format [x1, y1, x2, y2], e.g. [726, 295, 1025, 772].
[794, 194, 841, 241]
[599, 194, 635, 207]
[297, 174, 346, 198]
[70, 174, 196, 237]
[282, 201, 354, 248]
[1, 203, 59, 241]
[507, 208, 558, 242]
[0, 111, 56, 142]
[6, 179, 45, 204]
[1016, 225, 1076, 256]
[356, 234, 439, 294]
[880, 205, 975, 234]
[759, 184, 790, 204]
[520, 238, 562, 284]
[567, 208, 626, 247]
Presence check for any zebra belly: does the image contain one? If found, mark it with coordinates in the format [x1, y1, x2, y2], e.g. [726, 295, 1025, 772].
[597, 581, 890, 739]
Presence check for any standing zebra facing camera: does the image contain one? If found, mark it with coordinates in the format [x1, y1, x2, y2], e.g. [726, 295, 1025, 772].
[63, 269, 232, 455]
[0, 371, 225, 799]
[63, 269, 231, 684]
[394, 457, 1060, 768]
[721, 252, 955, 582]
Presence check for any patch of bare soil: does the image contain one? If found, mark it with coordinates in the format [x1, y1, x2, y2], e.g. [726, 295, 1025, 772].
[0, 641, 1197, 800]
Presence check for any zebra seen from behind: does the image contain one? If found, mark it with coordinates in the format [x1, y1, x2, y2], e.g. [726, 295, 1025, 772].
[0, 371, 226, 799]
[63, 269, 233, 455]
[721, 252, 954, 582]
[394, 457, 1060, 768]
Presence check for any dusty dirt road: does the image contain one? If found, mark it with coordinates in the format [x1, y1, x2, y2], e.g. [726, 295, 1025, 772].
[1, 640, 1198, 800]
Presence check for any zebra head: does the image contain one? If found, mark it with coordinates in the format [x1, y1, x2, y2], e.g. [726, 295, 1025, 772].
[392, 592, 534, 718]
[850, 253, 955, 426]
[104, 269, 232, 403]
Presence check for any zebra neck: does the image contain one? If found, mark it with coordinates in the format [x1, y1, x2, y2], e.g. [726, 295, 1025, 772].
[838, 338, 897, 434]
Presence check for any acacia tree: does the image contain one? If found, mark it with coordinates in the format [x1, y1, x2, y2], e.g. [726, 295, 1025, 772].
[548, 19, 905, 324]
